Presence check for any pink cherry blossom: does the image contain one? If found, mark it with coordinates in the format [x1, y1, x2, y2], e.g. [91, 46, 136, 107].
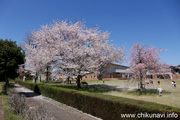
[24, 20, 124, 86]
[128, 42, 169, 91]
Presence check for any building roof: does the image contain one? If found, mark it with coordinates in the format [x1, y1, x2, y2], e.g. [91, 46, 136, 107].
[110, 63, 129, 68]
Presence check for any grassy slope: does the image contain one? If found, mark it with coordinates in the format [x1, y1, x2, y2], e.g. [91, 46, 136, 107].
[0, 82, 25, 120]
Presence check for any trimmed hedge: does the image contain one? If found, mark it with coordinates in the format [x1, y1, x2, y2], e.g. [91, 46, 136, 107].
[16, 80, 180, 120]
[15, 80, 41, 94]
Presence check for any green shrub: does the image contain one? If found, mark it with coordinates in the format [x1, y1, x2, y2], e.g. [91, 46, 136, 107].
[16, 80, 41, 94]
[16, 80, 180, 120]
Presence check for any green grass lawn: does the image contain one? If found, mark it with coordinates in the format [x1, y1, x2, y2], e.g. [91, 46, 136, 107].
[19, 78, 180, 108]
[50, 79, 180, 108]
[102, 79, 180, 108]
[49, 84, 114, 93]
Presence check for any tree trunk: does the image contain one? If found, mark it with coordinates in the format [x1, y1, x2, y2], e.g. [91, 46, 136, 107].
[33, 72, 37, 83]
[39, 74, 41, 83]
[140, 79, 143, 92]
[5, 74, 9, 93]
[33, 76, 36, 83]
[66, 76, 70, 84]
[98, 74, 103, 80]
[46, 66, 49, 83]
[139, 70, 144, 92]
[23, 76, 25, 81]
[77, 75, 81, 89]
[139, 74, 144, 92]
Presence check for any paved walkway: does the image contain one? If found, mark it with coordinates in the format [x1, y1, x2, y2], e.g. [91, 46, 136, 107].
[0, 93, 4, 120]
[14, 84, 101, 120]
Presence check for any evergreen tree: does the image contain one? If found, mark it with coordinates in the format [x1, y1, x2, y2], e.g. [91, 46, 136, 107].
[0, 39, 25, 90]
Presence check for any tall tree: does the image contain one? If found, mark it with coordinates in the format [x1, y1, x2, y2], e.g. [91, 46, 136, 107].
[23, 33, 48, 83]
[24, 33, 58, 83]
[0, 39, 25, 90]
[25, 20, 124, 88]
[128, 42, 169, 91]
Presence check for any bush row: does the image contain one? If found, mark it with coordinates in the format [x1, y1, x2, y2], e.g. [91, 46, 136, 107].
[16, 80, 180, 120]
[15, 80, 41, 94]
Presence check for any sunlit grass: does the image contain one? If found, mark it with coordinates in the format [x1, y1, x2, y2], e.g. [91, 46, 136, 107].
[103, 79, 180, 108]
[56, 78, 180, 108]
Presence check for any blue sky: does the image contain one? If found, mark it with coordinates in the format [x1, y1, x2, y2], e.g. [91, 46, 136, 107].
[0, 0, 180, 66]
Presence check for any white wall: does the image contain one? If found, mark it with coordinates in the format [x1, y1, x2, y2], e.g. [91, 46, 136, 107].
[104, 64, 129, 74]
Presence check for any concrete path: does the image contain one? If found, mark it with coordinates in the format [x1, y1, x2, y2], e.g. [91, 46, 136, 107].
[0, 94, 4, 120]
[14, 84, 101, 120]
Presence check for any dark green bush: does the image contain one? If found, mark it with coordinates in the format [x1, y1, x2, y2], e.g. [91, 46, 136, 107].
[16, 80, 180, 120]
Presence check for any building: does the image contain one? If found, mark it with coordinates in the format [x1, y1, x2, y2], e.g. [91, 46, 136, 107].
[82, 64, 180, 80]
[147, 68, 172, 79]
[147, 65, 180, 80]
[82, 63, 130, 80]
[170, 65, 180, 74]
[170, 65, 180, 79]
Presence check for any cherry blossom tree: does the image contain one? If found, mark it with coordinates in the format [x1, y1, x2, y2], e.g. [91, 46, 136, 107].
[25, 44, 43, 83]
[24, 28, 60, 83]
[50, 21, 124, 88]
[128, 42, 169, 91]
[25, 20, 124, 88]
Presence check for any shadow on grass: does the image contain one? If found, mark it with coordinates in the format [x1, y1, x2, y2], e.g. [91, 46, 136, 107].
[51, 84, 137, 93]
[52, 84, 116, 93]
[50, 83, 172, 95]
[126, 89, 171, 96]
